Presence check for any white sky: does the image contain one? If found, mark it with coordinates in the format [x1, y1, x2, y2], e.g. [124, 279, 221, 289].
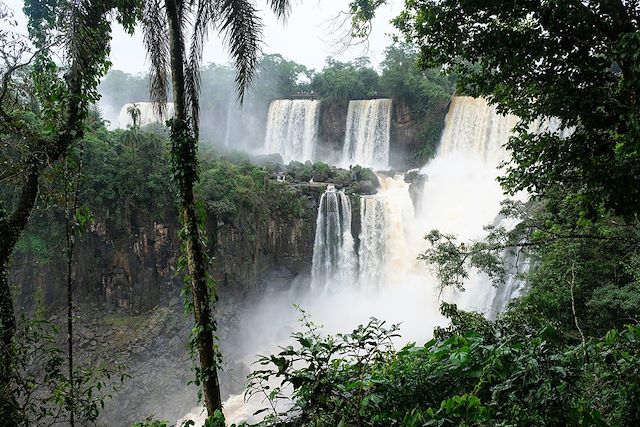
[3, 0, 402, 73]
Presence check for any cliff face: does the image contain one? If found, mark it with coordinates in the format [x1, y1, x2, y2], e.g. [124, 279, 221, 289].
[316, 101, 348, 164]
[314, 98, 448, 169]
[8, 184, 321, 425]
[390, 98, 451, 168]
[11, 212, 182, 312]
[11, 186, 320, 313]
[211, 185, 320, 301]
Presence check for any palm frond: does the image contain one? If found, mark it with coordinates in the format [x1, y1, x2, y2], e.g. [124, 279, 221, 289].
[63, 0, 112, 104]
[217, 0, 264, 103]
[186, 0, 222, 138]
[267, 0, 291, 21]
[142, 0, 170, 116]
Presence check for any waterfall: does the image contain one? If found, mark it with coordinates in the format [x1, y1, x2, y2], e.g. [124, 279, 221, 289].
[311, 185, 357, 292]
[310, 96, 526, 316]
[264, 99, 320, 163]
[358, 196, 385, 291]
[223, 102, 233, 147]
[342, 99, 392, 169]
[359, 174, 414, 291]
[416, 96, 524, 313]
[180, 96, 528, 426]
[116, 102, 175, 128]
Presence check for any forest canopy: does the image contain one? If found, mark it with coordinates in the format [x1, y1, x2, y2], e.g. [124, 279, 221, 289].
[2, 0, 640, 426]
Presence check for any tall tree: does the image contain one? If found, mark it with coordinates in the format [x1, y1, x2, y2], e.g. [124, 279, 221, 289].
[0, 0, 136, 421]
[140, 0, 292, 416]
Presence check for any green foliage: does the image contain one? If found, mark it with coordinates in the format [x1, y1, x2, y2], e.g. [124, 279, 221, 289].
[247, 309, 400, 426]
[248, 54, 311, 103]
[131, 419, 171, 427]
[79, 126, 174, 231]
[421, 193, 640, 338]
[248, 305, 640, 427]
[131, 410, 227, 427]
[310, 162, 331, 183]
[347, 165, 380, 195]
[380, 44, 453, 164]
[1, 315, 124, 425]
[197, 156, 309, 226]
[333, 170, 353, 188]
[396, 0, 640, 218]
[285, 161, 313, 183]
[13, 232, 55, 263]
[311, 57, 382, 104]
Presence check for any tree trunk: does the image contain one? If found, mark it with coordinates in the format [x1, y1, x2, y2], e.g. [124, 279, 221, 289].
[165, 0, 222, 415]
[0, 167, 40, 423]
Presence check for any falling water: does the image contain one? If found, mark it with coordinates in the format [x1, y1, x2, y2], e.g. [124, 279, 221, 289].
[358, 175, 415, 291]
[358, 196, 385, 291]
[116, 102, 175, 128]
[222, 102, 233, 147]
[264, 99, 320, 163]
[311, 185, 357, 292]
[178, 96, 529, 425]
[415, 96, 524, 313]
[342, 99, 392, 169]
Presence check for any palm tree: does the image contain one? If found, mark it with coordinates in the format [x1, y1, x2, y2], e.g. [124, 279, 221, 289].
[127, 103, 142, 129]
[140, 0, 291, 416]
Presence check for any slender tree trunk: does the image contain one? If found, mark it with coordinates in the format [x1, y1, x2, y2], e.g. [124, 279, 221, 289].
[64, 152, 81, 427]
[165, 0, 222, 415]
[0, 167, 40, 422]
[0, 266, 16, 416]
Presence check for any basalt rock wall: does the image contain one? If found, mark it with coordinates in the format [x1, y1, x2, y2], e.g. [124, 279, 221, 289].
[10, 187, 321, 314]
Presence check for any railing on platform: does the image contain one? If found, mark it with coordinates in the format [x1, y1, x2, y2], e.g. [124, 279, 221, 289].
[286, 92, 393, 100]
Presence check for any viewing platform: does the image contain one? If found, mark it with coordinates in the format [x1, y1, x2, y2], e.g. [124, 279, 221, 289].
[289, 91, 318, 100]
[286, 92, 392, 100]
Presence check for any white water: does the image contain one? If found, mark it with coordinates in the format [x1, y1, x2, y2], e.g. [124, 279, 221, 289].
[179, 96, 528, 425]
[116, 102, 175, 128]
[311, 185, 357, 292]
[342, 99, 392, 169]
[358, 175, 415, 292]
[415, 96, 525, 312]
[264, 99, 320, 163]
[223, 102, 233, 147]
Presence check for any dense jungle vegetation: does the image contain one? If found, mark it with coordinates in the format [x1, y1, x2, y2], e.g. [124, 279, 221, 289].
[1, 0, 639, 426]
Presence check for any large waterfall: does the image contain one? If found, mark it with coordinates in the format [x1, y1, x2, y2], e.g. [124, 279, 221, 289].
[311, 175, 414, 293]
[311, 185, 357, 292]
[342, 99, 392, 169]
[311, 96, 523, 313]
[416, 96, 524, 313]
[358, 175, 414, 291]
[264, 99, 320, 163]
[180, 96, 527, 425]
[116, 102, 175, 128]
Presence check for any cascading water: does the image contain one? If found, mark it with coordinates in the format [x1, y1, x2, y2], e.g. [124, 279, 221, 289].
[116, 102, 175, 128]
[264, 99, 320, 163]
[415, 96, 525, 313]
[342, 99, 392, 169]
[358, 196, 385, 290]
[311, 185, 357, 292]
[222, 102, 233, 147]
[178, 96, 529, 425]
[311, 96, 526, 320]
[358, 175, 415, 291]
